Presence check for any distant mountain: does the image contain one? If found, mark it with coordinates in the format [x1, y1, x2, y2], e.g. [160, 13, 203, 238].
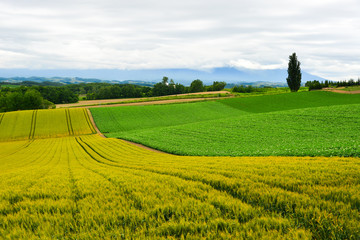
[0, 67, 326, 85]
[0, 76, 156, 87]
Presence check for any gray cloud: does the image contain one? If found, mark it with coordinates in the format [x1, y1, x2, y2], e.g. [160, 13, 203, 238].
[0, 0, 360, 79]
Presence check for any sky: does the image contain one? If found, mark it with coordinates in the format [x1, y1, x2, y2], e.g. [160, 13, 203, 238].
[0, 0, 359, 80]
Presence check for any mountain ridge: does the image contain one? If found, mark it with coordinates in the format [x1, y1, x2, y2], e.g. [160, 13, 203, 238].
[0, 67, 326, 85]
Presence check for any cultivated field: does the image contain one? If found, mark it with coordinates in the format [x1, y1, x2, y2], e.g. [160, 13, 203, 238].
[91, 91, 360, 156]
[0, 108, 95, 141]
[1, 92, 360, 239]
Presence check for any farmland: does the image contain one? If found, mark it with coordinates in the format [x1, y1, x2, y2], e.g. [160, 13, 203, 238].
[0, 108, 95, 141]
[91, 91, 360, 156]
[1, 91, 360, 239]
[1, 134, 360, 238]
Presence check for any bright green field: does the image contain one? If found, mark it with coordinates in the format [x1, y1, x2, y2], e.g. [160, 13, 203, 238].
[91, 91, 360, 156]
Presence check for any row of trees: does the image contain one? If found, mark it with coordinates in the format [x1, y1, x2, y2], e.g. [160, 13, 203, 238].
[0, 78, 227, 112]
[86, 78, 226, 100]
[305, 78, 360, 90]
[0, 85, 78, 104]
[0, 85, 78, 112]
[232, 85, 271, 93]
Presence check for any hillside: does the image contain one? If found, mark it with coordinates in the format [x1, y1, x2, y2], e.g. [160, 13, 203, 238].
[91, 91, 360, 156]
[0, 108, 95, 141]
[0, 99, 360, 238]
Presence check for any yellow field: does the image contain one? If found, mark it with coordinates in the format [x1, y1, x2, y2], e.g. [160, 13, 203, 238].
[0, 109, 359, 239]
[0, 108, 95, 141]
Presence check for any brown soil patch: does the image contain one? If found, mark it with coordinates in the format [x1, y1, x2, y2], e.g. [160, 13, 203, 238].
[86, 108, 106, 138]
[86, 97, 222, 108]
[86, 107, 172, 154]
[322, 89, 360, 94]
[121, 139, 172, 154]
[56, 91, 229, 108]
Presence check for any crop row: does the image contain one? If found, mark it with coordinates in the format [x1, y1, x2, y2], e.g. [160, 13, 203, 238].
[1, 135, 359, 239]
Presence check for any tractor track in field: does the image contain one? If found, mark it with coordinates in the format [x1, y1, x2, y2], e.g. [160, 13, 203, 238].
[28, 110, 38, 140]
[0, 113, 4, 126]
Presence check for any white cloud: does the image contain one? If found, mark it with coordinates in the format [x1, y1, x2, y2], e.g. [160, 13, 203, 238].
[0, 0, 360, 79]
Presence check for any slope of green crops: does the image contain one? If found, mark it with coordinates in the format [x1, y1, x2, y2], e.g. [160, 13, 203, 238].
[118, 104, 360, 156]
[0, 108, 96, 141]
[1, 134, 359, 239]
[90, 101, 248, 134]
[91, 91, 360, 156]
[220, 91, 360, 113]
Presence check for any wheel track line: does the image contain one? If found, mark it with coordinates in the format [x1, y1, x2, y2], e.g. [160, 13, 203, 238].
[65, 109, 73, 136]
[67, 109, 74, 135]
[86, 136, 360, 214]
[73, 137, 260, 224]
[78, 135, 360, 213]
[66, 148, 81, 235]
[0, 112, 4, 127]
[28, 110, 37, 140]
[1, 139, 59, 178]
[2, 139, 63, 207]
[18, 140, 63, 200]
[70, 138, 149, 215]
[0, 140, 34, 160]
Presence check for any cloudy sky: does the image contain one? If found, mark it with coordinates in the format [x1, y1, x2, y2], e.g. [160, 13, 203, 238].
[0, 0, 359, 80]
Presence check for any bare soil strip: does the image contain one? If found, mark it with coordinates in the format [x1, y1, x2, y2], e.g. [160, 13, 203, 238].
[86, 109, 106, 138]
[86, 97, 221, 108]
[86, 109, 170, 154]
[322, 88, 360, 94]
[121, 139, 172, 154]
[56, 91, 229, 108]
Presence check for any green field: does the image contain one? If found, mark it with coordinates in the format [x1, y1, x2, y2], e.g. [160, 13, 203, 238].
[91, 91, 360, 156]
[0, 84, 20, 88]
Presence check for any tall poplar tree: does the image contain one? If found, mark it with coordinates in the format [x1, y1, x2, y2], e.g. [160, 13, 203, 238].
[287, 53, 301, 92]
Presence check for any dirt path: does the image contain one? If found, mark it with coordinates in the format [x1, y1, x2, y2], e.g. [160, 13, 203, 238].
[86, 106, 172, 154]
[322, 88, 360, 94]
[56, 91, 229, 108]
[86, 97, 222, 108]
[121, 139, 172, 154]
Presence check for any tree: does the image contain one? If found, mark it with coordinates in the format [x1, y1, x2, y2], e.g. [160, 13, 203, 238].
[209, 81, 226, 91]
[22, 90, 43, 110]
[162, 76, 169, 85]
[190, 79, 204, 93]
[287, 53, 301, 92]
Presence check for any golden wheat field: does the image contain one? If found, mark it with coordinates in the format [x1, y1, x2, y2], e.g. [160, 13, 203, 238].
[0, 109, 359, 239]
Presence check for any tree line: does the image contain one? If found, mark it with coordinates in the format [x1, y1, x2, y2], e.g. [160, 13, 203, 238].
[305, 78, 360, 90]
[0, 78, 226, 112]
[86, 78, 226, 100]
[0, 85, 78, 112]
